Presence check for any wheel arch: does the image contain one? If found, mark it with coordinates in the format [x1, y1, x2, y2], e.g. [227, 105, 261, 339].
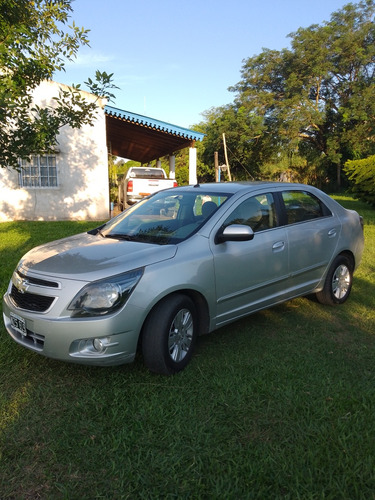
[137, 289, 210, 351]
[337, 250, 355, 271]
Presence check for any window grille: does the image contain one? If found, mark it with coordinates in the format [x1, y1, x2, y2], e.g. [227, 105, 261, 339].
[19, 155, 58, 188]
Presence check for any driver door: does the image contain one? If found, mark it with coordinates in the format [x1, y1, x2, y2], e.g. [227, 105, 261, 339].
[210, 193, 289, 327]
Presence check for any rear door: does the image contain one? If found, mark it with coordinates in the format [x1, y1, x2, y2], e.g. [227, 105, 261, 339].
[280, 189, 341, 295]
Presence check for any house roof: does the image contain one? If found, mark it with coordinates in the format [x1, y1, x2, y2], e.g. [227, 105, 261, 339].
[104, 106, 204, 163]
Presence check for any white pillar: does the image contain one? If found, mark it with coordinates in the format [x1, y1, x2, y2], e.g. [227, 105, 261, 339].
[156, 159, 161, 168]
[169, 155, 175, 179]
[189, 147, 197, 185]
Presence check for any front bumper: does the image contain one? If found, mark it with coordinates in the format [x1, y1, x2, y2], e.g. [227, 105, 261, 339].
[3, 293, 140, 366]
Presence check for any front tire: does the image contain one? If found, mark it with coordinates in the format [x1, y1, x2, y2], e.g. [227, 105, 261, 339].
[316, 255, 353, 306]
[142, 294, 198, 375]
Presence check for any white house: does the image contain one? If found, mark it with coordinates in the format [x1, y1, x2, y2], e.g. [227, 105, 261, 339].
[0, 80, 109, 222]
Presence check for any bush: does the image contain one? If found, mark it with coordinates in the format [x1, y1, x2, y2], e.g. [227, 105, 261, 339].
[344, 156, 375, 206]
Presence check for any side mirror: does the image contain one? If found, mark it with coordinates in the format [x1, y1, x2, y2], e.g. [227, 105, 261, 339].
[215, 224, 254, 244]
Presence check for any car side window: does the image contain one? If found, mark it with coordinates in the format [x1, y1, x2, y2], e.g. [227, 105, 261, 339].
[281, 190, 328, 224]
[223, 193, 276, 232]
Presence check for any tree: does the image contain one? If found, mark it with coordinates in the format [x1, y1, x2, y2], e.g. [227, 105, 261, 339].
[0, 0, 118, 170]
[198, 104, 269, 181]
[223, 0, 375, 188]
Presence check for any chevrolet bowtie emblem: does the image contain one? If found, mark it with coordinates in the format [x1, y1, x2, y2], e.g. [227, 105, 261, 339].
[13, 273, 29, 294]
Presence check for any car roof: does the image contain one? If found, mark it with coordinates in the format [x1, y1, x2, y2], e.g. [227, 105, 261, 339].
[172, 181, 313, 195]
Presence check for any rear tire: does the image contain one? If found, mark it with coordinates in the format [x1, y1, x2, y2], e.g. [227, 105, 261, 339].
[316, 255, 353, 306]
[142, 294, 198, 375]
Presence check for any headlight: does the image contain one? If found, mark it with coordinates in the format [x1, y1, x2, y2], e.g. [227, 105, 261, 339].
[68, 268, 144, 317]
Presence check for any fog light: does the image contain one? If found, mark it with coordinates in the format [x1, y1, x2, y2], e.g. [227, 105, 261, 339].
[70, 337, 119, 358]
[93, 338, 105, 353]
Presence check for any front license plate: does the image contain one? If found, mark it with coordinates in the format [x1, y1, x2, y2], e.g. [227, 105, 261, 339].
[10, 313, 27, 336]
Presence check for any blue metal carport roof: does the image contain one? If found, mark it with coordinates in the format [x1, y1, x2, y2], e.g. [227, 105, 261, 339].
[105, 106, 204, 163]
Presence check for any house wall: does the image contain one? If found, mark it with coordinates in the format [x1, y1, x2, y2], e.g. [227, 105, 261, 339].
[0, 80, 109, 222]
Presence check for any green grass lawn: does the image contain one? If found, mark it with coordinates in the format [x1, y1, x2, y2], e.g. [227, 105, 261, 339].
[0, 197, 374, 499]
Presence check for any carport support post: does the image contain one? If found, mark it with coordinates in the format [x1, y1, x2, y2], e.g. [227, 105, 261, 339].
[189, 147, 197, 185]
[169, 155, 175, 179]
[214, 151, 219, 182]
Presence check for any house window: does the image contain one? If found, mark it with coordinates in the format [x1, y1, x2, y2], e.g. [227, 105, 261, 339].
[19, 155, 58, 188]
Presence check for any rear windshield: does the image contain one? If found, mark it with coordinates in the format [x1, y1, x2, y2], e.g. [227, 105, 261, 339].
[101, 190, 232, 244]
[128, 168, 165, 179]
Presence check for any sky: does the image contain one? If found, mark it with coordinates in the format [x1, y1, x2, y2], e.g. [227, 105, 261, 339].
[55, 0, 351, 129]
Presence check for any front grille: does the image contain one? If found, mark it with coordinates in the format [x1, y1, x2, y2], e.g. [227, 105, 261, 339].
[10, 285, 55, 312]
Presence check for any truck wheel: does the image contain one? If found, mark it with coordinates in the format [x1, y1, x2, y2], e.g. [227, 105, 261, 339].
[142, 294, 198, 375]
[316, 255, 353, 306]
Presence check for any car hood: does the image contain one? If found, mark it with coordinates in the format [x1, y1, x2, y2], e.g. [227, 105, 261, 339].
[17, 232, 177, 281]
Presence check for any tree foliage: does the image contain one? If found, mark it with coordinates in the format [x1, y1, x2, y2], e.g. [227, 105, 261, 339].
[199, 0, 375, 188]
[0, 0, 118, 169]
[344, 155, 375, 205]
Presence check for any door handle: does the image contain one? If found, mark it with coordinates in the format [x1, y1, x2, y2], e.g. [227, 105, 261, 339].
[328, 229, 337, 238]
[272, 241, 285, 252]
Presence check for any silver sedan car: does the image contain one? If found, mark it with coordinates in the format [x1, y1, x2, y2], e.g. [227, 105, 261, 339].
[3, 182, 364, 374]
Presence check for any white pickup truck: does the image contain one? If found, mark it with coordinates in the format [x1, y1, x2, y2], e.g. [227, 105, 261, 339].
[119, 167, 177, 208]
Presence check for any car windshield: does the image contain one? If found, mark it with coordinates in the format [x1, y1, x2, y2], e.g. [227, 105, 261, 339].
[100, 190, 232, 245]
